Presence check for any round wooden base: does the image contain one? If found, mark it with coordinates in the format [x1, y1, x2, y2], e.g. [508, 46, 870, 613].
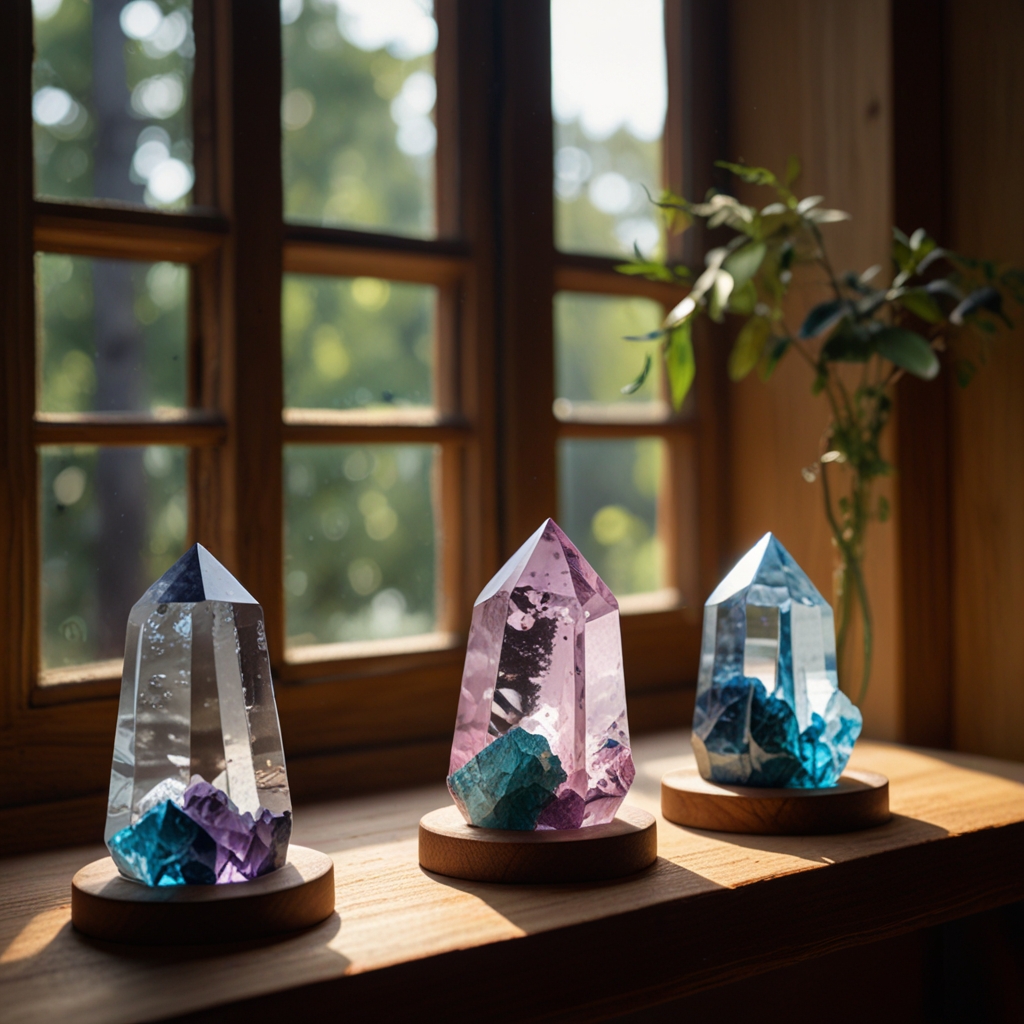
[661, 769, 890, 835]
[419, 804, 658, 884]
[71, 844, 335, 945]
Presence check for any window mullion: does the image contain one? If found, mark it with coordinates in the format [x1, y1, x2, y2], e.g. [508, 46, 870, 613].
[0, 0, 37, 728]
[208, 0, 286, 663]
[497, 1, 558, 554]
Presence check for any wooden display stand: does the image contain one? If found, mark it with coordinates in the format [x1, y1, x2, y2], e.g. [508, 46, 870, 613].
[419, 804, 657, 884]
[661, 768, 890, 835]
[71, 844, 335, 944]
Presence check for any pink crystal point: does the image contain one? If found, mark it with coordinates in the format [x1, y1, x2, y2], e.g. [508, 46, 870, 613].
[448, 519, 633, 829]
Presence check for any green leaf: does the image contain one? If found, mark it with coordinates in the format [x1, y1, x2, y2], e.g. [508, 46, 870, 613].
[723, 242, 766, 287]
[728, 316, 771, 381]
[796, 195, 824, 214]
[950, 286, 1006, 326]
[799, 299, 845, 339]
[715, 160, 778, 187]
[615, 261, 676, 284]
[955, 358, 976, 387]
[892, 231, 914, 274]
[664, 296, 697, 329]
[821, 323, 877, 362]
[621, 354, 653, 394]
[806, 207, 851, 224]
[666, 320, 696, 410]
[897, 288, 944, 323]
[843, 270, 874, 295]
[728, 278, 757, 316]
[875, 327, 939, 379]
[784, 155, 801, 187]
[916, 246, 947, 273]
[708, 270, 735, 322]
[925, 279, 963, 303]
[877, 495, 890, 523]
[758, 335, 790, 380]
[623, 329, 665, 342]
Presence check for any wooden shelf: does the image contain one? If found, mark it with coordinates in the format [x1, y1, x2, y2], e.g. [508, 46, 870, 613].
[1, 732, 1022, 1023]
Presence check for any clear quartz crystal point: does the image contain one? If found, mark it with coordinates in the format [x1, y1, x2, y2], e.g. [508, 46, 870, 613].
[447, 519, 634, 830]
[692, 532, 863, 788]
[104, 544, 292, 885]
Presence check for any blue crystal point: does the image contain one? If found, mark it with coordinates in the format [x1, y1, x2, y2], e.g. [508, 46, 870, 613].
[692, 533, 862, 788]
[448, 727, 568, 830]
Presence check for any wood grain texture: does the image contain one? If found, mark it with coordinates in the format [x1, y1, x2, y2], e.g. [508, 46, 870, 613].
[32, 411, 228, 447]
[70, 846, 335, 945]
[418, 804, 657, 883]
[728, 0, 901, 740]
[498, 0, 557, 547]
[282, 230, 469, 284]
[32, 202, 227, 262]
[661, 768, 890, 835]
[1, 732, 1022, 1024]
[946, 0, 1024, 762]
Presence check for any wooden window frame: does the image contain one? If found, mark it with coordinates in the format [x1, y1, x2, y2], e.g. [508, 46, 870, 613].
[0, 0, 727, 850]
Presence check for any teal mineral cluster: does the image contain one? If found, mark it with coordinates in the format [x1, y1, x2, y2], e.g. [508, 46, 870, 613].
[447, 519, 634, 830]
[692, 533, 862, 788]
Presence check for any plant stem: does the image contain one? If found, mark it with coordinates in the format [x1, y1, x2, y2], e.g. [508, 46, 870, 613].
[818, 457, 872, 704]
[848, 548, 874, 706]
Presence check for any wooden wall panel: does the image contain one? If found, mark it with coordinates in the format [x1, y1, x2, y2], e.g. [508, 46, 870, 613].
[728, 0, 901, 738]
[892, 0, 954, 751]
[947, 0, 1024, 761]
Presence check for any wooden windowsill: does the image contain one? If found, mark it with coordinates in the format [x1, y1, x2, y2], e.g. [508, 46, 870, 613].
[2, 733, 1022, 1023]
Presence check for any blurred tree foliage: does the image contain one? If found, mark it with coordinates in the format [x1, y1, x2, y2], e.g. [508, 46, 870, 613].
[284, 445, 436, 646]
[41, 445, 188, 668]
[33, 0, 194, 205]
[281, 1, 439, 645]
[37, 254, 190, 669]
[282, 0, 435, 235]
[34, 0, 679, 667]
[554, 295, 666, 597]
[555, 121, 662, 260]
[283, 274, 433, 409]
[38, 254, 187, 415]
[559, 438, 665, 598]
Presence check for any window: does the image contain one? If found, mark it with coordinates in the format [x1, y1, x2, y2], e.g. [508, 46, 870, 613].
[2, 1, 722, 824]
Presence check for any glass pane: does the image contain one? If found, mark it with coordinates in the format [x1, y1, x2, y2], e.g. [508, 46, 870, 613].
[284, 444, 437, 646]
[33, 0, 195, 207]
[554, 292, 663, 414]
[283, 274, 434, 410]
[558, 438, 666, 596]
[40, 444, 189, 670]
[36, 253, 188, 414]
[551, 0, 666, 257]
[281, 0, 437, 237]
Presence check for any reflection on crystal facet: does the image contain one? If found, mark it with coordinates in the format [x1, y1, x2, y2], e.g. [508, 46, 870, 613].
[448, 519, 634, 830]
[692, 533, 863, 788]
[104, 545, 292, 885]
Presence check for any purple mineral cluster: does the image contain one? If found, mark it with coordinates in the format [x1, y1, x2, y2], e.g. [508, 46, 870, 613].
[181, 779, 291, 883]
[107, 777, 291, 887]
